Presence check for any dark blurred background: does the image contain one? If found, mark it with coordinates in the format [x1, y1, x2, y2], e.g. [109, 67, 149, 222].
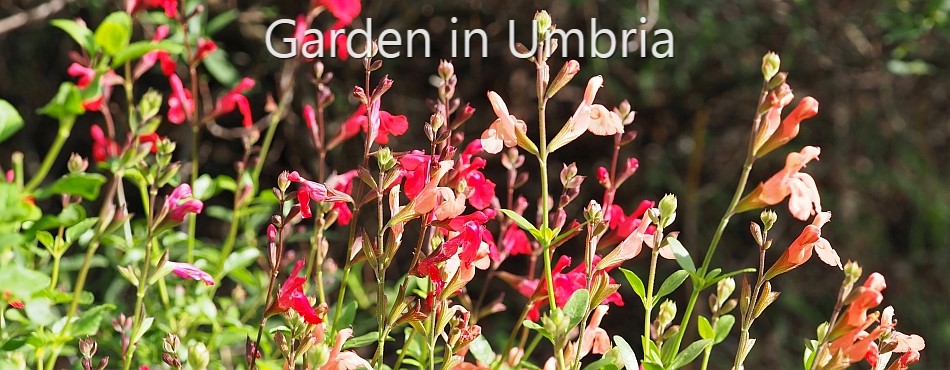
[1, 0, 948, 368]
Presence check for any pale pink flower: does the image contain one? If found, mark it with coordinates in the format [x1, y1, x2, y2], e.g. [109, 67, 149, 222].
[320, 329, 371, 370]
[480, 91, 527, 154]
[578, 305, 612, 358]
[548, 76, 623, 152]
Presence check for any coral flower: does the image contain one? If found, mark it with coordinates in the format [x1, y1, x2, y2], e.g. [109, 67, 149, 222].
[320, 328, 372, 370]
[267, 260, 321, 324]
[764, 211, 838, 279]
[288, 171, 329, 219]
[737, 146, 822, 221]
[757, 96, 819, 156]
[480, 91, 528, 154]
[548, 76, 623, 152]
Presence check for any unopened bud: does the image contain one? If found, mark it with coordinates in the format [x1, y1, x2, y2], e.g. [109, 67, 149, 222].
[162, 334, 180, 353]
[717, 278, 736, 309]
[546, 60, 579, 98]
[658, 300, 677, 329]
[843, 261, 862, 286]
[189, 342, 210, 370]
[750, 222, 764, 247]
[535, 11, 552, 37]
[760, 210, 777, 231]
[560, 163, 578, 187]
[79, 337, 97, 358]
[162, 353, 181, 368]
[376, 147, 396, 171]
[584, 200, 603, 223]
[277, 171, 290, 192]
[768, 72, 787, 90]
[68, 153, 88, 173]
[761, 51, 781, 82]
[438, 60, 455, 80]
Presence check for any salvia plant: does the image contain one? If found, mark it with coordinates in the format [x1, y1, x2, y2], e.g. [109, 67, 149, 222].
[0, 2, 926, 370]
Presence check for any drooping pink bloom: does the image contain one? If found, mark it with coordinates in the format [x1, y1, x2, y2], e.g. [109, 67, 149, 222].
[67, 63, 95, 89]
[548, 76, 623, 152]
[267, 260, 321, 324]
[481, 91, 528, 154]
[167, 74, 195, 124]
[757, 96, 819, 156]
[213, 78, 255, 128]
[340, 104, 409, 145]
[596, 211, 656, 271]
[288, 171, 329, 219]
[165, 184, 204, 222]
[165, 262, 214, 286]
[737, 146, 822, 221]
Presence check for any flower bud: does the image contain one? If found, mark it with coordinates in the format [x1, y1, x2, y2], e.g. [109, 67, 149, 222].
[657, 300, 677, 329]
[717, 277, 736, 309]
[438, 60, 455, 80]
[79, 337, 97, 358]
[376, 147, 396, 171]
[761, 51, 781, 82]
[546, 60, 580, 98]
[584, 200, 603, 224]
[277, 171, 290, 192]
[189, 342, 210, 370]
[843, 261, 862, 286]
[560, 163, 578, 187]
[162, 353, 181, 368]
[68, 153, 88, 173]
[535, 11, 553, 38]
[163, 334, 180, 353]
[750, 222, 764, 247]
[760, 210, 777, 232]
[139, 89, 163, 121]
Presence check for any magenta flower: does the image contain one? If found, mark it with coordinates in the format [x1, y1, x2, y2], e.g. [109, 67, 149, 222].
[166, 184, 204, 222]
[288, 171, 328, 219]
[165, 262, 214, 286]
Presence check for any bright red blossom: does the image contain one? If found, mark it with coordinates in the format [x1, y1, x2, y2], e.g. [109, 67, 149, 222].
[517, 256, 624, 321]
[213, 78, 255, 128]
[269, 260, 321, 324]
[341, 104, 409, 145]
[167, 74, 195, 124]
[288, 171, 329, 219]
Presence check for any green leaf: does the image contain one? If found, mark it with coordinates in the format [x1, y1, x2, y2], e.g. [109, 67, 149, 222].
[704, 268, 756, 289]
[0, 265, 50, 299]
[192, 174, 216, 200]
[499, 209, 539, 235]
[469, 335, 495, 366]
[697, 316, 713, 340]
[94, 12, 133, 56]
[51, 19, 95, 53]
[583, 357, 619, 370]
[222, 248, 261, 276]
[670, 339, 712, 369]
[35, 173, 108, 200]
[202, 49, 240, 85]
[131, 316, 153, 345]
[38, 83, 84, 120]
[0, 99, 24, 143]
[342, 331, 392, 350]
[66, 218, 98, 244]
[111, 40, 183, 67]
[25, 298, 56, 326]
[564, 289, 590, 329]
[620, 268, 646, 305]
[70, 304, 116, 336]
[335, 301, 358, 329]
[613, 336, 639, 370]
[656, 270, 689, 300]
[713, 314, 736, 344]
[207, 9, 240, 34]
[666, 237, 695, 272]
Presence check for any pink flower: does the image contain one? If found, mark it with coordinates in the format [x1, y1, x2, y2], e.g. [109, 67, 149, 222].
[213, 78, 255, 128]
[288, 171, 329, 219]
[340, 104, 409, 145]
[90, 124, 120, 163]
[67, 63, 95, 88]
[481, 91, 528, 154]
[165, 262, 214, 285]
[195, 39, 217, 62]
[135, 25, 176, 78]
[167, 74, 195, 124]
[596, 210, 656, 271]
[166, 184, 204, 222]
[127, 0, 178, 18]
[515, 256, 624, 321]
[757, 96, 819, 156]
[312, 0, 361, 25]
[399, 150, 435, 200]
[578, 305, 611, 358]
[548, 76, 623, 152]
[413, 221, 487, 295]
[267, 260, 321, 324]
[451, 140, 495, 210]
[737, 146, 822, 221]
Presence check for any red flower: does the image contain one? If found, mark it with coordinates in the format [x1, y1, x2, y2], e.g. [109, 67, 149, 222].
[90, 125, 120, 163]
[195, 39, 217, 62]
[67, 63, 95, 89]
[312, 0, 361, 25]
[268, 260, 321, 324]
[516, 256, 624, 321]
[288, 171, 329, 219]
[599, 200, 655, 247]
[399, 150, 435, 200]
[452, 140, 496, 210]
[502, 225, 531, 256]
[328, 170, 358, 225]
[127, 0, 178, 18]
[135, 25, 176, 77]
[341, 104, 409, 145]
[414, 221, 483, 289]
[213, 78, 255, 128]
[167, 74, 195, 124]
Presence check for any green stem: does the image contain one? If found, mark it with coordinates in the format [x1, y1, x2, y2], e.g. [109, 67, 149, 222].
[123, 186, 158, 370]
[644, 242, 662, 341]
[49, 254, 61, 290]
[25, 117, 74, 192]
[187, 124, 200, 264]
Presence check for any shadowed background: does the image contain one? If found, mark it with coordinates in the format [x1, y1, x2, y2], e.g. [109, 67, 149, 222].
[1, 0, 947, 368]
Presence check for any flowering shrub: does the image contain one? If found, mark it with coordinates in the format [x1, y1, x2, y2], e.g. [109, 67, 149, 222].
[0, 3, 926, 370]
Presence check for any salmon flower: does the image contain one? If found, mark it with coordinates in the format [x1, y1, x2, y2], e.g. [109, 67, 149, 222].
[737, 146, 822, 221]
[756, 96, 819, 157]
[320, 328, 372, 370]
[480, 91, 528, 154]
[752, 82, 794, 153]
[548, 76, 623, 152]
[764, 211, 838, 280]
